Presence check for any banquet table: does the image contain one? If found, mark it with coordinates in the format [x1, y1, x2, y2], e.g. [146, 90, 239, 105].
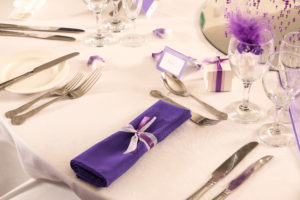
[1, 0, 300, 200]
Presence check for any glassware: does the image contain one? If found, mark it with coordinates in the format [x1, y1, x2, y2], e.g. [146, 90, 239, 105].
[103, 0, 128, 33]
[225, 30, 274, 123]
[85, 0, 116, 47]
[277, 32, 300, 123]
[121, 0, 145, 47]
[258, 51, 300, 147]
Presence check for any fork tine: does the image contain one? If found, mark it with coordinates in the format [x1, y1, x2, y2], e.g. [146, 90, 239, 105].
[65, 73, 84, 90]
[79, 70, 101, 94]
[81, 72, 101, 94]
[78, 70, 100, 89]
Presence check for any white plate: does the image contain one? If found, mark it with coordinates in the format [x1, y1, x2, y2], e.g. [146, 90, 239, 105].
[0, 50, 70, 94]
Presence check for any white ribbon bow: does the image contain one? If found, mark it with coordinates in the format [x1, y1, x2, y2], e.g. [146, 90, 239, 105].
[121, 116, 158, 154]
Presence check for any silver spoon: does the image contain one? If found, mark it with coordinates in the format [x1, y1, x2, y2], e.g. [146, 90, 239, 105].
[150, 90, 220, 126]
[161, 72, 228, 120]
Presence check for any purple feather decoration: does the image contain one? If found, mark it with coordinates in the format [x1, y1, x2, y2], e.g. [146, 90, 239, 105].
[227, 10, 272, 54]
[227, 11, 270, 44]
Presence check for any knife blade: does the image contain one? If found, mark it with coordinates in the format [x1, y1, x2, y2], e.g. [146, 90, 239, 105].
[186, 141, 258, 200]
[212, 155, 273, 200]
[0, 52, 79, 90]
[0, 30, 75, 41]
[0, 23, 84, 33]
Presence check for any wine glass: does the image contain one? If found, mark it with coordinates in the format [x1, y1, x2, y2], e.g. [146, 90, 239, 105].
[103, 0, 128, 33]
[225, 29, 274, 123]
[121, 0, 145, 47]
[258, 51, 300, 147]
[85, 0, 116, 47]
[276, 32, 300, 123]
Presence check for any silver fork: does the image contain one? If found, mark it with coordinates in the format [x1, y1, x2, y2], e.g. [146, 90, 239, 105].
[150, 90, 220, 126]
[11, 70, 101, 125]
[5, 73, 84, 118]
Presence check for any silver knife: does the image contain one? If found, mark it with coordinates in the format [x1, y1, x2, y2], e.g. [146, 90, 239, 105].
[212, 155, 273, 200]
[0, 23, 84, 33]
[0, 30, 75, 41]
[0, 52, 79, 90]
[186, 142, 259, 200]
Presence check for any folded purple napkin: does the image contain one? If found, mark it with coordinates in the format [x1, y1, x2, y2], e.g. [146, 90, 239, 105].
[70, 100, 191, 187]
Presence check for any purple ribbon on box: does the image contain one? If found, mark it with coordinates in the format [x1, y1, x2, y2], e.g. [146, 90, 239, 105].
[70, 100, 191, 187]
[201, 56, 229, 92]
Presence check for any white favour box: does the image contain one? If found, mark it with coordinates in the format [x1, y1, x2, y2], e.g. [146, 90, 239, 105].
[203, 58, 233, 92]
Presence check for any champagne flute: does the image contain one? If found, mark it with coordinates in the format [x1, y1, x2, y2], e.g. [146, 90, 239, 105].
[85, 0, 116, 47]
[225, 29, 274, 123]
[258, 51, 300, 147]
[121, 0, 145, 47]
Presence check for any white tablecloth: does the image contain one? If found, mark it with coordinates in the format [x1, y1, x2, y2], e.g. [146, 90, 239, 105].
[1, 0, 300, 199]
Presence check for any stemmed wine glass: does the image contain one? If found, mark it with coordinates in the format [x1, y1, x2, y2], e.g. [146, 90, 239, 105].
[225, 29, 274, 123]
[276, 32, 300, 123]
[85, 0, 116, 47]
[258, 51, 300, 147]
[103, 0, 128, 33]
[121, 0, 145, 47]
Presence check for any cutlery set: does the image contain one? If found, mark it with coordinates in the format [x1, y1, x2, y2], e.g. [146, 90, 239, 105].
[0, 23, 84, 41]
[1, 52, 101, 125]
[187, 142, 273, 200]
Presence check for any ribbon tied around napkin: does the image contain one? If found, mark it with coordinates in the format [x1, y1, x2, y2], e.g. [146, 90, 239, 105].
[121, 116, 158, 154]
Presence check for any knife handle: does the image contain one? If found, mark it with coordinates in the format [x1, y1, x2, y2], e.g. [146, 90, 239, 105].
[186, 178, 216, 200]
[212, 189, 230, 200]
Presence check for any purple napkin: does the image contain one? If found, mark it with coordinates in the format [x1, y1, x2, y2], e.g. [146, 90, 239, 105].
[70, 100, 191, 187]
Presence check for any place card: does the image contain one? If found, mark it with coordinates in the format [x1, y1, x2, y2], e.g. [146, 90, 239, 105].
[141, 0, 158, 18]
[156, 46, 190, 78]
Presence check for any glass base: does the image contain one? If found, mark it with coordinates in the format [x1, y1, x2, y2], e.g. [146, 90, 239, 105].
[225, 101, 263, 124]
[103, 18, 130, 33]
[85, 33, 117, 47]
[120, 33, 146, 47]
[258, 123, 295, 147]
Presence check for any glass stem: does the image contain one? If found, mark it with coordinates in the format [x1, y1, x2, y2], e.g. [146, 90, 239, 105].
[272, 105, 282, 134]
[112, 0, 120, 24]
[239, 81, 252, 111]
[95, 11, 103, 38]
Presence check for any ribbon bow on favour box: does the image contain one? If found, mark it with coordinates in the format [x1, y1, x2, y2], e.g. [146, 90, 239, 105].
[201, 56, 231, 92]
[121, 116, 158, 154]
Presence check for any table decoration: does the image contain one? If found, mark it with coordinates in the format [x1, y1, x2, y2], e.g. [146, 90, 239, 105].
[87, 55, 105, 70]
[140, 0, 158, 18]
[225, 10, 274, 124]
[70, 100, 191, 187]
[202, 56, 232, 92]
[153, 28, 173, 39]
[156, 46, 192, 78]
[258, 51, 300, 147]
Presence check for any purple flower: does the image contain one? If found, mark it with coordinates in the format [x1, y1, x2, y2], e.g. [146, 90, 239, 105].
[153, 28, 173, 39]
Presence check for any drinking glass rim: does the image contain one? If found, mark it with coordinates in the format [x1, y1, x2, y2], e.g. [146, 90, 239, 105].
[268, 51, 300, 70]
[282, 31, 300, 48]
[231, 29, 274, 46]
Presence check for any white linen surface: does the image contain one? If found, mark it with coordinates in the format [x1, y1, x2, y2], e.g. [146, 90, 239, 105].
[1, 0, 300, 199]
